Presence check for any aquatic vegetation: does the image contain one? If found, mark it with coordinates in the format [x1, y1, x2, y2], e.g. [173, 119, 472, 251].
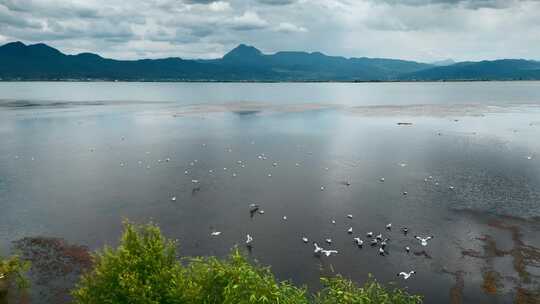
[72, 221, 422, 304]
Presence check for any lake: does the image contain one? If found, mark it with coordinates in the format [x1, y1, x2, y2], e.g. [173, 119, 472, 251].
[1, 81, 540, 303]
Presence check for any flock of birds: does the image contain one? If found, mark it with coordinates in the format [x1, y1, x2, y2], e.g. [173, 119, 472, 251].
[232, 202, 433, 280]
[84, 140, 534, 281]
[7, 138, 536, 283]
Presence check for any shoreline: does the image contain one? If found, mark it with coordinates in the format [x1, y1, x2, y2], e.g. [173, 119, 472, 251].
[2, 79, 540, 83]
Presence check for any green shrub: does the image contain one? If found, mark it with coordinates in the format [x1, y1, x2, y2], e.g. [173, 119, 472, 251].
[315, 275, 422, 304]
[182, 250, 309, 304]
[72, 221, 185, 304]
[0, 255, 30, 290]
[72, 221, 422, 304]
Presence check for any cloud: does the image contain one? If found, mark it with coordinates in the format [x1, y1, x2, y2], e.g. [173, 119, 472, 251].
[257, 0, 297, 5]
[371, 0, 513, 9]
[275, 22, 307, 33]
[227, 11, 268, 30]
[0, 0, 539, 62]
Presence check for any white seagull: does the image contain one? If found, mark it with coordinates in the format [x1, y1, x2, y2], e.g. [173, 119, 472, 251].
[366, 232, 374, 238]
[378, 247, 386, 256]
[211, 231, 222, 236]
[397, 271, 416, 280]
[415, 235, 434, 247]
[347, 214, 353, 219]
[321, 249, 339, 257]
[386, 223, 392, 230]
[171, 196, 177, 202]
[246, 234, 253, 246]
[347, 227, 353, 234]
[313, 242, 323, 254]
[325, 238, 332, 244]
[302, 236, 309, 243]
[354, 237, 363, 246]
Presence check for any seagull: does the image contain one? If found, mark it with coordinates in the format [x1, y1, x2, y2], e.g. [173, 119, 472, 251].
[347, 227, 353, 234]
[403, 191, 408, 195]
[370, 239, 378, 246]
[320, 186, 325, 191]
[378, 247, 386, 256]
[246, 234, 253, 246]
[527, 156, 533, 160]
[331, 219, 336, 225]
[302, 236, 309, 243]
[449, 186, 455, 190]
[0, 273, 5, 279]
[397, 271, 416, 280]
[313, 242, 323, 254]
[402, 227, 408, 235]
[366, 232, 374, 238]
[380, 177, 385, 182]
[184, 170, 189, 175]
[211, 231, 222, 236]
[258, 210, 265, 214]
[405, 246, 410, 253]
[376, 234, 383, 241]
[232, 173, 237, 177]
[283, 216, 288, 221]
[380, 240, 388, 248]
[354, 237, 363, 246]
[171, 196, 177, 202]
[249, 203, 259, 212]
[268, 174, 272, 177]
[191, 179, 199, 184]
[325, 238, 332, 245]
[347, 214, 353, 219]
[386, 223, 392, 230]
[321, 249, 339, 257]
[273, 162, 278, 167]
[415, 235, 434, 247]
[345, 181, 351, 186]
[295, 163, 300, 167]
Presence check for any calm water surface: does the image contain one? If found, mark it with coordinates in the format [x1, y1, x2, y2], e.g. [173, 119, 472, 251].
[1, 82, 540, 303]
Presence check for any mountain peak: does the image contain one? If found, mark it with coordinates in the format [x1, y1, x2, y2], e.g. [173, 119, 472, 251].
[0, 41, 26, 50]
[223, 44, 262, 60]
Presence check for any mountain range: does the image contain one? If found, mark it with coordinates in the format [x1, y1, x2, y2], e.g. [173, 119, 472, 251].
[1, 41, 540, 81]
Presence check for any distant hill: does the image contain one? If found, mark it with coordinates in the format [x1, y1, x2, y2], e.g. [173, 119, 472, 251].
[401, 59, 540, 81]
[430, 59, 456, 66]
[1, 41, 539, 81]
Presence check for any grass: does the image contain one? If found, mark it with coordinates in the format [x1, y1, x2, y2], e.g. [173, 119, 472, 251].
[72, 221, 422, 304]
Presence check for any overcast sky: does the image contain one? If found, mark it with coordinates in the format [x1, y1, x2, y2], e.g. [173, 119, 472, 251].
[1, 0, 539, 62]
